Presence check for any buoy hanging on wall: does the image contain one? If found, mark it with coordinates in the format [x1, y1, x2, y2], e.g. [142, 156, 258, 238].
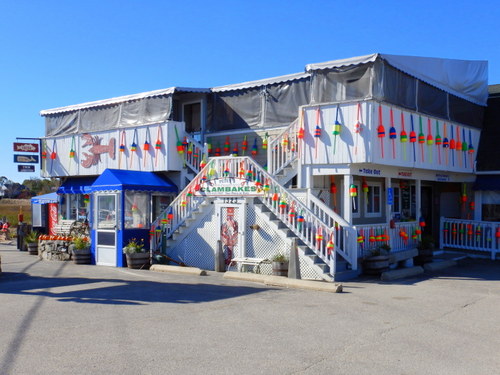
[377, 105, 385, 159]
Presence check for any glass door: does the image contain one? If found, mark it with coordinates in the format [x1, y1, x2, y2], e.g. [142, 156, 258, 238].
[95, 193, 119, 266]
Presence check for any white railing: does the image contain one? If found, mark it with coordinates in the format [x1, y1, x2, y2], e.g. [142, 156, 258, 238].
[183, 134, 208, 176]
[355, 221, 420, 258]
[267, 118, 300, 176]
[151, 156, 354, 278]
[440, 217, 500, 260]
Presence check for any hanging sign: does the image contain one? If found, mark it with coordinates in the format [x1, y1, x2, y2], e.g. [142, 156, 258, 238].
[13, 142, 39, 152]
[18, 165, 35, 172]
[14, 154, 39, 163]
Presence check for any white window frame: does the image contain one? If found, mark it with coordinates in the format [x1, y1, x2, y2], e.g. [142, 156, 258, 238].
[365, 182, 382, 218]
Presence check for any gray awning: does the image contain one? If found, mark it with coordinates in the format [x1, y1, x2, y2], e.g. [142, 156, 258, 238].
[40, 87, 211, 116]
[212, 72, 310, 92]
[306, 53, 488, 106]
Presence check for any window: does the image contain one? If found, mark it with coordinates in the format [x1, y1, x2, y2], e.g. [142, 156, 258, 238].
[183, 102, 201, 133]
[366, 183, 382, 217]
[124, 191, 150, 229]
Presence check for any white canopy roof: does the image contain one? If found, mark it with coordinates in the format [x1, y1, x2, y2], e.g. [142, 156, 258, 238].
[306, 53, 488, 106]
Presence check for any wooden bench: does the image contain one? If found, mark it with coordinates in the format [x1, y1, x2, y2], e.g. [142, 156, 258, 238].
[229, 257, 271, 274]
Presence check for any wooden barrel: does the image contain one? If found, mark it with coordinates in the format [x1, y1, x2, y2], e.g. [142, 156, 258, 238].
[73, 253, 91, 264]
[126, 253, 151, 269]
[27, 243, 39, 255]
[272, 261, 289, 277]
[363, 255, 390, 275]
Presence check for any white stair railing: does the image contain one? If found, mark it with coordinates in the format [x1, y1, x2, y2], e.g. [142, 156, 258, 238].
[267, 117, 300, 176]
[151, 156, 354, 278]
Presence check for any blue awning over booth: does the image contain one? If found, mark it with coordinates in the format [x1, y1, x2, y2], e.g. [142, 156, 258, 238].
[473, 175, 500, 191]
[57, 176, 97, 194]
[31, 192, 59, 204]
[90, 169, 177, 192]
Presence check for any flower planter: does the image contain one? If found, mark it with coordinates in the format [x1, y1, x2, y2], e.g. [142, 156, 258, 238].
[126, 252, 150, 269]
[27, 243, 39, 255]
[363, 255, 390, 275]
[272, 261, 289, 277]
[72, 248, 91, 264]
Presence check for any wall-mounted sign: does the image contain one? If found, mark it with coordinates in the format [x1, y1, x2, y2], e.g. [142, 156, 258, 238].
[13, 154, 39, 163]
[398, 170, 413, 178]
[435, 174, 450, 182]
[18, 165, 35, 172]
[13, 142, 39, 152]
[358, 168, 382, 176]
[387, 187, 393, 205]
[195, 178, 264, 196]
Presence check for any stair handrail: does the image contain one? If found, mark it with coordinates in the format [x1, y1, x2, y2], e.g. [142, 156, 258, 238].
[150, 161, 212, 252]
[151, 155, 355, 277]
[307, 192, 350, 228]
[183, 133, 208, 176]
[267, 117, 300, 176]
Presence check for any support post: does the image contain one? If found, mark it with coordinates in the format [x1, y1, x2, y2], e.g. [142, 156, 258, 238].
[288, 238, 301, 279]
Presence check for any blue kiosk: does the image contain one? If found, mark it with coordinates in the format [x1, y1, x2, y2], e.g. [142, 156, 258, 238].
[89, 169, 177, 267]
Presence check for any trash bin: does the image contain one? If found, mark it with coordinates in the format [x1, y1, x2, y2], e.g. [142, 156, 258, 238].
[17, 223, 28, 251]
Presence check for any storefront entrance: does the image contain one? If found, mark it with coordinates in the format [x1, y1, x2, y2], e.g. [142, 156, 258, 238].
[94, 193, 119, 266]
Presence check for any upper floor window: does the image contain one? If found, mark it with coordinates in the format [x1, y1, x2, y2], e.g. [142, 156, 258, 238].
[183, 102, 201, 133]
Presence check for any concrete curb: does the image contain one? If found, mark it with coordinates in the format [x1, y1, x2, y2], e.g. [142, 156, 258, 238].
[223, 271, 343, 293]
[381, 266, 424, 281]
[423, 260, 457, 272]
[150, 264, 207, 276]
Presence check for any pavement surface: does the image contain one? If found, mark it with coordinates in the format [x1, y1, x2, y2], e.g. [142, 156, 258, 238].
[1, 243, 500, 375]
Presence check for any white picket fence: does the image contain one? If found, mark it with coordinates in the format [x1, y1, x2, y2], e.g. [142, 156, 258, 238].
[440, 217, 500, 260]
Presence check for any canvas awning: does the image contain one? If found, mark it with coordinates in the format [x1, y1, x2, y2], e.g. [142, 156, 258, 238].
[31, 192, 58, 204]
[473, 175, 500, 191]
[306, 53, 488, 106]
[90, 169, 177, 193]
[57, 176, 97, 194]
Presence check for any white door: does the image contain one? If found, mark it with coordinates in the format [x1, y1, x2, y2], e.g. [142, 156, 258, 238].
[216, 198, 245, 265]
[95, 193, 118, 266]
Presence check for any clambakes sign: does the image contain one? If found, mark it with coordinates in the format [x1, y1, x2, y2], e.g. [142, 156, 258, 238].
[195, 178, 263, 196]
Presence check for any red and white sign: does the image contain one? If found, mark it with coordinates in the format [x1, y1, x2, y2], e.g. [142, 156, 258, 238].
[13, 142, 39, 153]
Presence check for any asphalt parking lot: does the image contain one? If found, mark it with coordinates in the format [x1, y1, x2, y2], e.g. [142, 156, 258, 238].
[1, 243, 499, 375]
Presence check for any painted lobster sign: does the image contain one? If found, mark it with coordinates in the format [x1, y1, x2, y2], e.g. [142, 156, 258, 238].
[81, 133, 116, 168]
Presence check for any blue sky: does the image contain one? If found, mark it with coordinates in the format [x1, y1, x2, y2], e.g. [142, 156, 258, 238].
[1, 0, 499, 183]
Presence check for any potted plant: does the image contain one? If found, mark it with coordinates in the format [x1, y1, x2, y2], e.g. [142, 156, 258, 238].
[25, 231, 40, 255]
[363, 243, 391, 275]
[69, 235, 91, 264]
[271, 253, 289, 277]
[415, 235, 435, 265]
[123, 238, 150, 269]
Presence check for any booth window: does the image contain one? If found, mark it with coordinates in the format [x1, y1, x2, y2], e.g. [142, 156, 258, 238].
[366, 183, 382, 218]
[124, 191, 150, 229]
[153, 194, 174, 221]
[60, 194, 89, 221]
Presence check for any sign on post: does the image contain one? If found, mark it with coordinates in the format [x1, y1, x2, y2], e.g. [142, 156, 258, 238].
[13, 154, 39, 163]
[13, 142, 39, 153]
[18, 165, 35, 172]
